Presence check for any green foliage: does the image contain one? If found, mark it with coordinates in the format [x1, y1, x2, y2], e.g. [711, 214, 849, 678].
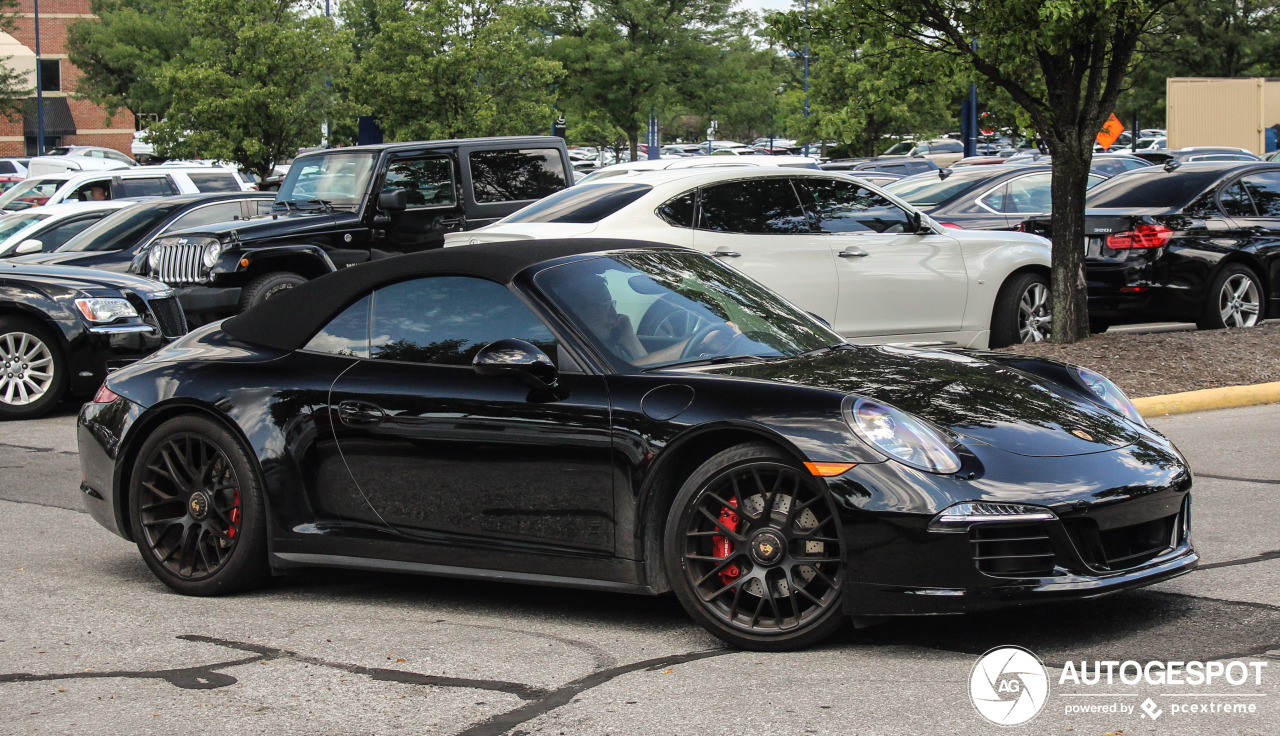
[0, 0, 28, 120]
[66, 0, 188, 121]
[147, 0, 346, 181]
[349, 0, 562, 141]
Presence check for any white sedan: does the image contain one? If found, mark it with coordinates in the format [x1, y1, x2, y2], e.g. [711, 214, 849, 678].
[0, 201, 132, 257]
[445, 168, 1053, 348]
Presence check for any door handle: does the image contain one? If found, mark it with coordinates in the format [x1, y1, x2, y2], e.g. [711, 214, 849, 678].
[710, 249, 741, 258]
[337, 400, 385, 426]
[436, 216, 465, 229]
[838, 248, 870, 258]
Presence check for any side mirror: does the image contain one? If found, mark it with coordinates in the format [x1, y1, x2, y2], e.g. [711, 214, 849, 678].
[907, 211, 926, 234]
[472, 338, 559, 391]
[378, 189, 408, 212]
[15, 239, 43, 255]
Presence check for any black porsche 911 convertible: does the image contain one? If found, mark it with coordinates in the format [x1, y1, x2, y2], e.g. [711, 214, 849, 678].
[78, 239, 1196, 650]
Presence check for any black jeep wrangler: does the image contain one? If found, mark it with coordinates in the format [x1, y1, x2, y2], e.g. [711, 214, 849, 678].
[138, 136, 572, 321]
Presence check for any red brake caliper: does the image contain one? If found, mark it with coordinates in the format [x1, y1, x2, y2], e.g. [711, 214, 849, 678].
[714, 498, 740, 586]
[226, 490, 241, 539]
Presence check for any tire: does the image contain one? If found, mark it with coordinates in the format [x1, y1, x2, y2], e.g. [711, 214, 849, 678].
[238, 271, 306, 313]
[990, 272, 1051, 348]
[0, 315, 67, 420]
[1196, 263, 1264, 330]
[663, 442, 847, 651]
[1088, 317, 1112, 335]
[128, 414, 270, 596]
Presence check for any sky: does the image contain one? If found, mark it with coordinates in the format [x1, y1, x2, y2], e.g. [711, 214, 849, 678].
[736, 0, 797, 14]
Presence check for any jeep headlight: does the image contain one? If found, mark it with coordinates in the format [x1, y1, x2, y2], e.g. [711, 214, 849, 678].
[148, 246, 163, 270]
[202, 240, 227, 268]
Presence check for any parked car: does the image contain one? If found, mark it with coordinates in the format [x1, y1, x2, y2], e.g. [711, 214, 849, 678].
[0, 261, 186, 418]
[138, 136, 574, 322]
[151, 160, 258, 191]
[880, 138, 966, 168]
[578, 155, 821, 186]
[884, 166, 1107, 231]
[1267, 150, 1280, 162]
[948, 156, 1009, 168]
[78, 239, 1195, 649]
[0, 176, 25, 193]
[1020, 161, 1280, 332]
[844, 171, 905, 188]
[0, 166, 249, 213]
[1134, 147, 1261, 165]
[820, 157, 939, 177]
[27, 146, 137, 176]
[446, 168, 1054, 348]
[1134, 136, 1167, 151]
[0, 158, 29, 178]
[996, 150, 1150, 176]
[0, 201, 133, 257]
[13, 193, 275, 276]
[131, 130, 158, 163]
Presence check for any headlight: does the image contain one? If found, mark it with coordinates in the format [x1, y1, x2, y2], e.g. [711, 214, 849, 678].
[846, 397, 961, 474]
[1074, 367, 1145, 426]
[148, 247, 163, 270]
[202, 240, 226, 268]
[74, 297, 138, 323]
[927, 502, 1057, 531]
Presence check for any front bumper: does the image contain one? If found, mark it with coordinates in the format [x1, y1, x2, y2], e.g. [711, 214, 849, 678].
[174, 285, 242, 317]
[66, 325, 167, 396]
[78, 394, 145, 539]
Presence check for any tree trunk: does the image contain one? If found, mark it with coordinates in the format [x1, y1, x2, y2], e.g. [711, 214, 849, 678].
[627, 130, 639, 162]
[1045, 141, 1092, 344]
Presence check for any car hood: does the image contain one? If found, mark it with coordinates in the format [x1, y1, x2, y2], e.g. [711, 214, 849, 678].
[683, 345, 1144, 457]
[0, 261, 169, 293]
[159, 210, 345, 243]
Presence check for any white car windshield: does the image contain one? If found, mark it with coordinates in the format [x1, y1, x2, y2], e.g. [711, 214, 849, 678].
[0, 179, 64, 211]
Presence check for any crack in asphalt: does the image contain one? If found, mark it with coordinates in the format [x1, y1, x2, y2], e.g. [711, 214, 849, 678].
[0, 442, 76, 456]
[0, 653, 260, 689]
[1198, 472, 1280, 485]
[1197, 549, 1280, 570]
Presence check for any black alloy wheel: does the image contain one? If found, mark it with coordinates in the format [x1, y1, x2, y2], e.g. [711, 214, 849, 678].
[129, 414, 269, 595]
[664, 443, 846, 651]
[1198, 263, 1264, 330]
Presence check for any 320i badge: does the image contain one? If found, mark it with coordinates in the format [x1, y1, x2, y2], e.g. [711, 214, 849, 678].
[77, 239, 1196, 650]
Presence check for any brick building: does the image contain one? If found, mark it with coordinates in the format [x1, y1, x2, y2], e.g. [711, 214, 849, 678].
[0, 0, 135, 157]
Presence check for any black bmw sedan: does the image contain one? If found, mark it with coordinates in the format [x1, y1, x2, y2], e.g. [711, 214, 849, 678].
[78, 240, 1195, 650]
[0, 262, 186, 418]
[1022, 161, 1280, 331]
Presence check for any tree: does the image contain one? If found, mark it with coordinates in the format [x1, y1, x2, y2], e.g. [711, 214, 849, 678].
[549, 0, 742, 160]
[350, 0, 561, 141]
[146, 0, 347, 181]
[65, 0, 189, 123]
[0, 0, 30, 120]
[789, 0, 1171, 343]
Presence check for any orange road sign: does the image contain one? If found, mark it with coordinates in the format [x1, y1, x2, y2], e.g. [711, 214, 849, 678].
[1097, 113, 1125, 149]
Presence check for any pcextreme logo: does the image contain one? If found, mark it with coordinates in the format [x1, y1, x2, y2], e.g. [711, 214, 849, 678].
[969, 646, 1050, 726]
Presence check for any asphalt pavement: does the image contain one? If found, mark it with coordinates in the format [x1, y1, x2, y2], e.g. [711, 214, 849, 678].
[0, 403, 1277, 735]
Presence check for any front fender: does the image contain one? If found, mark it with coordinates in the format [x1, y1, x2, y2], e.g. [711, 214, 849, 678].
[954, 234, 1051, 332]
[212, 245, 336, 278]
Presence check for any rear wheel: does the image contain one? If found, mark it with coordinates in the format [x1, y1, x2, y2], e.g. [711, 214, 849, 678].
[990, 272, 1051, 348]
[238, 271, 305, 313]
[0, 316, 66, 420]
[1197, 264, 1263, 330]
[664, 443, 847, 651]
[129, 414, 270, 595]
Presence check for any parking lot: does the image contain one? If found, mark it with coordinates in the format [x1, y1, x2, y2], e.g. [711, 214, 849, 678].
[1, 402, 1276, 735]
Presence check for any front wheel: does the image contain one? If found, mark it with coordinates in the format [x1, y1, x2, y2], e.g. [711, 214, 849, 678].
[129, 414, 270, 595]
[664, 443, 847, 651]
[238, 271, 306, 313]
[0, 316, 67, 420]
[1197, 264, 1264, 330]
[990, 272, 1051, 348]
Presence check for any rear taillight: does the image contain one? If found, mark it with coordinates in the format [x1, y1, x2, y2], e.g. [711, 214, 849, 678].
[92, 384, 119, 403]
[1106, 223, 1172, 250]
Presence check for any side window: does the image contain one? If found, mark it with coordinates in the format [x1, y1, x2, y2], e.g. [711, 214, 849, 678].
[0, 161, 14, 174]
[1086, 173, 1106, 189]
[166, 202, 245, 232]
[384, 157, 456, 208]
[187, 172, 242, 193]
[1003, 173, 1053, 213]
[935, 140, 964, 153]
[1238, 172, 1280, 217]
[884, 164, 908, 175]
[696, 179, 809, 234]
[39, 216, 102, 250]
[656, 191, 695, 228]
[369, 277, 556, 366]
[1219, 182, 1256, 217]
[254, 199, 275, 216]
[794, 177, 912, 233]
[70, 180, 113, 202]
[119, 177, 177, 197]
[469, 148, 568, 203]
[978, 183, 1009, 213]
[304, 295, 370, 358]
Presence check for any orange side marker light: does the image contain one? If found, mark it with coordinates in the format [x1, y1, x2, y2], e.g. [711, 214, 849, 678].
[804, 462, 856, 477]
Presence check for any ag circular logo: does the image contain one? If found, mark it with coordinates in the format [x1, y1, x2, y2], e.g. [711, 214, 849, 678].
[969, 646, 1049, 726]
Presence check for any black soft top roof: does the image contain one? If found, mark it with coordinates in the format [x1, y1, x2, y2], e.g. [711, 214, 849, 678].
[221, 239, 678, 351]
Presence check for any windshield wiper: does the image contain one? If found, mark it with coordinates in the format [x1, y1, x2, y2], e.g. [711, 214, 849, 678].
[272, 200, 298, 213]
[799, 342, 853, 357]
[299, 198, 336, 212]
[643, 354, 771, 371]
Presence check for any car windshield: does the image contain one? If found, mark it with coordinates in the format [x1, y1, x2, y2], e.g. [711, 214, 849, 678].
[882, 142, 914, 155]
[884, 173, 987, 206]
[535, 250, 842, 373]
[275, 151, 377, 210]
[503, 183, 652, 224]
[0, 212, 50, 243]
[0, 178, 64, 211]
[60, 201, 186, 252]
[1084, 168, 1225, 209]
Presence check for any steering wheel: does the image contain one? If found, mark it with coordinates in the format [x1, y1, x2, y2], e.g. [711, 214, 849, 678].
[680, 322, 736, 359]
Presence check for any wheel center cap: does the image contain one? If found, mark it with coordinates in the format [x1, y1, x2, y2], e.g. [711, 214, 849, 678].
[749, 529, 786, 566]
[188, 491, 210, 521]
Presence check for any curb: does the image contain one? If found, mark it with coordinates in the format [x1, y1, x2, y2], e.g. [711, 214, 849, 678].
[1134, 380, 1280, 417]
